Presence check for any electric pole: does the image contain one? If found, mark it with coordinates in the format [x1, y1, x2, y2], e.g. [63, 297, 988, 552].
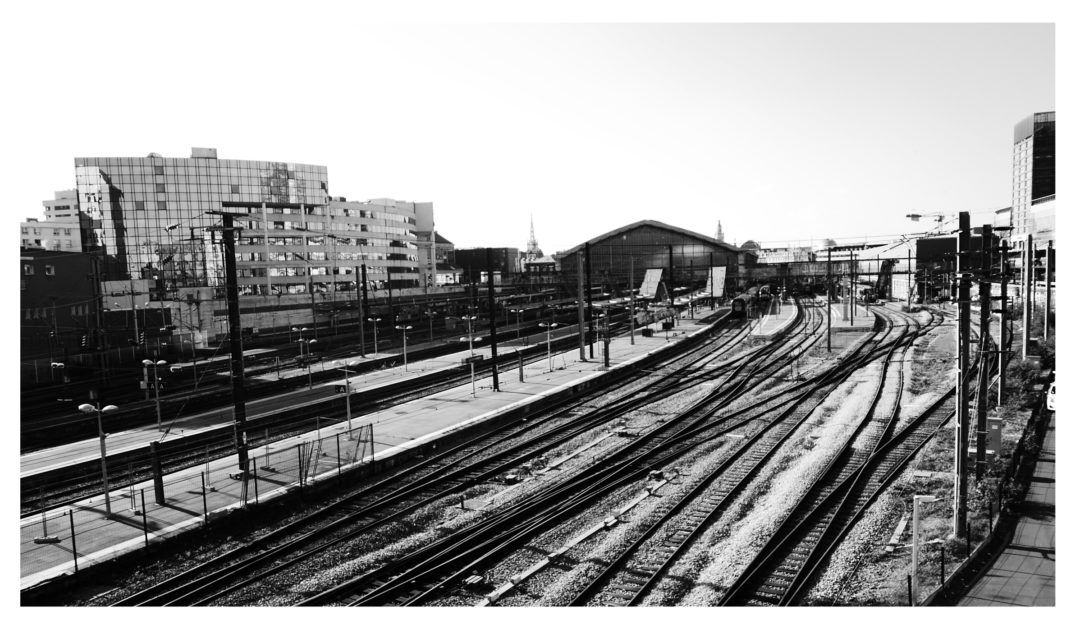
[577, 252, 586, 361]
[586, 242, 594, 358]
[486, 248, 500, 392]
[208, 211, 249, 473]
[1043, 241, 1052, 340]
[1022, 234, 1033, 359]
[975, 225, 992, 482]
[997, 240, 1009, 407]
[953, 211, 971, 537]
[826, 248, 832, 352]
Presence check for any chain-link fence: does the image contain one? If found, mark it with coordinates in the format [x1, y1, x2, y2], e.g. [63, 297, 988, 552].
[21, 422, 374, 582]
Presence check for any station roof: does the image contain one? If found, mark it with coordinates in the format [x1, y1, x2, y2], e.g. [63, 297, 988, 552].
[556, 220, 743, 258]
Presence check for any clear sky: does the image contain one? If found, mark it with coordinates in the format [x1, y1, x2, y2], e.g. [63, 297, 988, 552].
[3, 5, 1056, 254]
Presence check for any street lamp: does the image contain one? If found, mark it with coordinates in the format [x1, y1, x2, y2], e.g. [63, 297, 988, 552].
[395, 324, 413, 371]
[367, 317, 382, 355]
[511, 308, 525, 345]
[539, 322, 559, 372]
[78, 402, 118, 518]
[592, 311, 606, 353]
[334, 360, 359, 434]
[424, 309, 435, 342]
[457, 335, 483, 399]
[301, 339, 318, 389]
[141, 359, 167, 431]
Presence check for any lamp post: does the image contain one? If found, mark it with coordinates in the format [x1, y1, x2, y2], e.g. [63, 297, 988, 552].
[511, 308, 525, 345]
[295, 327, 311, 355]
[78, 402, 118, 518]
[335, 360, 358, 434]
[301, 339, 318, 389]
[424, 309, 435, 342]
[458, 334, 482, 397]
[539, 322, 559, 372]
[367, 317, 382, 356]
[593, 311, 606, 352]
[142, 359, 167, 431]
[395, 324, 413, 371]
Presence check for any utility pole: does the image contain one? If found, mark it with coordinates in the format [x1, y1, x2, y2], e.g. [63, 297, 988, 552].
[907, 247, 913, 310]
[975, 225, 992, 482]
[387, 266, 395, 325]
[1043, 241, 1053, 340]
[209, 212, 249, 473]
[585, 242, 594, 358]
[486, 248, 500, 392]
[998, 240, 1009, 407]
[577, 252, 586, 361]
[355, 266, 365, 357]
[826, 248, 832, 352]
[1022, 234, 1033, 359]
[849, 251, 855, 325]
[668, 245, 675, 325]
[709, 252, 715, 309]
[953, 211, 971, 538]
[629, 254, 635, 345]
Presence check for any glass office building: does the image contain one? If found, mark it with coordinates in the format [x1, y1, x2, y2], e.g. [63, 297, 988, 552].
[1011, 111, 1055, 240]
[76, 148, 329, 293]
[75, 150, 424, 298]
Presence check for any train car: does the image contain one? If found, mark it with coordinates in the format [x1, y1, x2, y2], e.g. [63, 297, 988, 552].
[731, 294, 748, 317]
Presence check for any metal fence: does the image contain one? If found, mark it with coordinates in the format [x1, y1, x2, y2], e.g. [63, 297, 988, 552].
[21, 422, 374, 583]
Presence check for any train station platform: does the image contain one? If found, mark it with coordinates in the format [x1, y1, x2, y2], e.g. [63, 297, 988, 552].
[20, 308, 727, 591]
[956, 411, 1056, 606]
[749, 298, 799, 338]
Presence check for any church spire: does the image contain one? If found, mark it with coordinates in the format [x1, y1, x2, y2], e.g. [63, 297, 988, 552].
[526, 214, 543, 259]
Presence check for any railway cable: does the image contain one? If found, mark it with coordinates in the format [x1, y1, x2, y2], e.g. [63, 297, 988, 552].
[296, 303, 913, 605]
[112, 313, 755, 605]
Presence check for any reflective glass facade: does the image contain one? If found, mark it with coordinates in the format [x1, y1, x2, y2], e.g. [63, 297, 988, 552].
[76, 153, 328, 291]
[230, 198, 421, 296]
[1011, 111, 1055, 239]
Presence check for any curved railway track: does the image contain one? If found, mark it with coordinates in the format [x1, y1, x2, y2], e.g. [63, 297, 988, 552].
[22, 315, 642, 516]
[103, 299, 988, 608]
[110, 309, 777, 605]
[291, 303, 920, 605]
[718, 309, 999, 606]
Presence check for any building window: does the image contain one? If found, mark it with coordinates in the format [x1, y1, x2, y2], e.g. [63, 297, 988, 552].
[23, 264, 34, 276]
[154, 165, 165, 175]
[231, 184, 240, 194]
[156, 183, 166, 193]
[135, 201, 146, 211]
[45, 265, 55, 276]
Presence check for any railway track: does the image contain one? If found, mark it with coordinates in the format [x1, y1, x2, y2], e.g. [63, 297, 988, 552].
[557, 306, 912, 605]
[717, 310, 996, 606]
[21, 318, 632, 516]
[109, 312, 763, 605]
[290, 302, 911, 605]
